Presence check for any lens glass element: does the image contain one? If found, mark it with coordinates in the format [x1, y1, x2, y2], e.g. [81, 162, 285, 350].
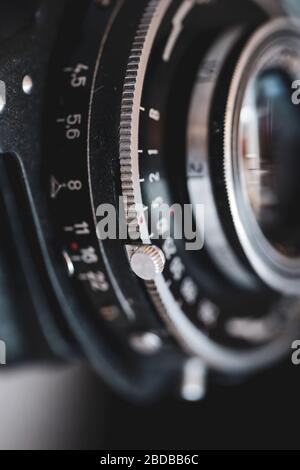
[238, 48, 300, 259]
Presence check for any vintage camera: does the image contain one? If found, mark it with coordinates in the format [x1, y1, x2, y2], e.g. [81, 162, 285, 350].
[1, 0, 300, 401]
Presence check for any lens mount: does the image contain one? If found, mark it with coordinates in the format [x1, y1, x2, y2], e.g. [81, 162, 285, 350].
[225, 17, 300, 295]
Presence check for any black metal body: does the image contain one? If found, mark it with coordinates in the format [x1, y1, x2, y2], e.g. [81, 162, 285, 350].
[0, 0, 180, 400]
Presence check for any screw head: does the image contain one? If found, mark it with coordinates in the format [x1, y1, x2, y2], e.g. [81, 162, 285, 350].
[130, 245, 166, 281]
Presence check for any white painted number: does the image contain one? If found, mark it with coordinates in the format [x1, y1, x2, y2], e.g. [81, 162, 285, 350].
[149, 108, 160, 121]
[149, 172, 160, 184]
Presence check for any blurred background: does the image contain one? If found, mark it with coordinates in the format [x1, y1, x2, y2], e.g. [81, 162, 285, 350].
[0, 359, 299, 450]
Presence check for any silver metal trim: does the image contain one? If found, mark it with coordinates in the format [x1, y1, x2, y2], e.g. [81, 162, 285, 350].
[187, 27, 257, 290]
[224, 18, 300, 295]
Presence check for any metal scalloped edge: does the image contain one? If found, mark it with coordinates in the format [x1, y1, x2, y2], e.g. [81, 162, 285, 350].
[119, 0, 161, 240]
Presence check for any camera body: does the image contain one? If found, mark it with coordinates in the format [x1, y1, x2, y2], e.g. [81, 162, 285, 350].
[1, 0, 300, 401]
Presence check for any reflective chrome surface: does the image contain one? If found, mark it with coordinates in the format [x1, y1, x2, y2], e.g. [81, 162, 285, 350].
[225, 18, 300, 294]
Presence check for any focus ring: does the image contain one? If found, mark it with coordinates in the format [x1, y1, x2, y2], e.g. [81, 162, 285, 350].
[120, 0, 160, 239]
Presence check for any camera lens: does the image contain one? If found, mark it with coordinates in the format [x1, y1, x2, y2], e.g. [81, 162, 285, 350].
[225, 18, 300, 294]
[239, 66, 300, 259]
[45, 0, 300, 387]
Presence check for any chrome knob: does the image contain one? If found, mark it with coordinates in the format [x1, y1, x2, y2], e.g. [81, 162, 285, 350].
[130, 245, 165, 281]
